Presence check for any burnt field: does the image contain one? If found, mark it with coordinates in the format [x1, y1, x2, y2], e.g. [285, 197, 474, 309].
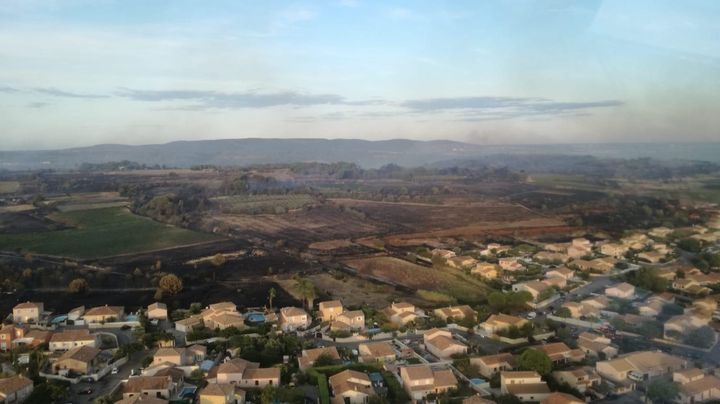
[1, 280, 301, 316]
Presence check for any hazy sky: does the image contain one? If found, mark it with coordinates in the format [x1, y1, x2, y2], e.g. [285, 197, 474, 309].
[1, 0, 719, 150]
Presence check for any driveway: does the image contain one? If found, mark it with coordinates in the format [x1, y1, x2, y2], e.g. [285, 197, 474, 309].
[66, 350, 147, 403]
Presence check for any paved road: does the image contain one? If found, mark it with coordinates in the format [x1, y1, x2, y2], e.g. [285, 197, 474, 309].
[66, 350, 147, 404]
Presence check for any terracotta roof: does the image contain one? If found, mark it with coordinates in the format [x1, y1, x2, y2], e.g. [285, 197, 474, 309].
[506, 383, 550, 395]
[123, 376, 172, 393]
[0, 375, 32, 395]
[148, 302, 167, 311]
[680, 375, 720, 396]
[217, 358, 259, 375]
[475, 353, 516, 366]
[116, 396, 169, 404]
[541, 392, 584, 404]
[319, 300, 343, 309]
[58, 345, 100, 363]
[243, 367, 281, 380]
[200, 383, 235, 397]
[329, 369, 373, 397]
[155, 347, 184, 357]
[13, 302, 41, 310]
[50, 329, 95, 343]
[502, 371, 541, 379]
[433, 368, 458, 387]
[403, 366, 434, 381]
[280, 306, 308, 317]
[359, 341, 395, 358]
[84, 305, 123, 317]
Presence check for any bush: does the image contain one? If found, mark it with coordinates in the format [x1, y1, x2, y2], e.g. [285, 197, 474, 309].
[685, 326, 715, 348]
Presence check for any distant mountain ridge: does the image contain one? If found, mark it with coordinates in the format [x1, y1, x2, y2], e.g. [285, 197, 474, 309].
[1, 138, 719, 170]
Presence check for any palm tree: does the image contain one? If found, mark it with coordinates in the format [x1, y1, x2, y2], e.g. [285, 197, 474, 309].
[294, 277, 316, 309]
[268, 287, 277, 310]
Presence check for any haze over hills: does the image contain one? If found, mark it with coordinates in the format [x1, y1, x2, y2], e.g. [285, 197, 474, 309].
[1, 138, 719, 170]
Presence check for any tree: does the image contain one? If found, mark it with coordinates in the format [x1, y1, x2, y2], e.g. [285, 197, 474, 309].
[678, 238, 702, 253]
[313, 352, 337, 367]
[260, 384, 277, 404]
[646, 378, 679, 404]
[211, 253, 226, 267]
[685, 326, 716, 348]
[68, 278, 88, 294]
[294, 276, 316, 309]
[488, 292, 506, 310]
[555, 307, 572, 318]
[268, 287, 277, 310]
[518, 349, 552, 375]
[158, 274, 183, 295]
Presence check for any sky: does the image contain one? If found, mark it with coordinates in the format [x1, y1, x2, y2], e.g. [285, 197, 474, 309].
[1, 0, 719, 150]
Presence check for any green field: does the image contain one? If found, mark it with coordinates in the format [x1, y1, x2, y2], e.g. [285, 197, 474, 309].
[0, 207, 221, 259]
[212, 194, 315, 214]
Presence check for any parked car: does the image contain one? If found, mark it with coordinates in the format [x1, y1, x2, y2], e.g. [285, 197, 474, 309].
[111, 367, 118, 374]
[526, 312, 537, 320]
[78, 388, 93, 395]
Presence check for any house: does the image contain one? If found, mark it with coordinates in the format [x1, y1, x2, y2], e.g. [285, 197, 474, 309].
[673, 279, 712, 296]
[596, 351, 687, 384]
[481, 243, 511, 256]
[470, 353, 517, 378]
[472, 263, 500, 279]
[674, 369, 720, 404]
[541, 392, 584, 404]
[447, 256, 478, 269]
[358, 341, 396, 363]
[532, 343, 584, 364]
[331, 310, 365, 332]
[215, 358, 280, 388]
[187, 345, 207, 363]
[577, 332, 618, 359]
[319, 300, 344, 322]
[499, 258, 524, 272]
[15, 329, 53, 348]
[552, 367, 601, 393]
[384, 302, 418, 326]
[500, 371, 550, 402]
[153, 347, 190, 367]
[279, 307, 310, 332]
[605, 282, 635, 299]
[198, 383, 245, 404]
[175, 315, 203, 333]
[0, 375, 33, 404]
[200, 302, 245, 331]
[479, 314, 528, 335]
[694, 297, 718, 316]
[298, 346, 341, 371]
[122, 376, 176, 400]
[147, 303, 168, 321]
[423, 328, 468, 360]
[12, 302, 43, 324]
[571, 257, 617, 273]
[649, 227, 673, 238]
[432, 249, 457, 259]
[329, 370, 375, 404]
[534, 251, 569, 264]
[664, 312, 710, 341]
[116, 396, 169, 404]
[83, 305, 124, 323]
[621, 233, 651, 250]
[638, 251, 666, 264]
[68, 306, 85, 321]
[434, 305, 475, 322]
[599, 243, 628, 259]
[49, 329, 97, 352]
[54, 345, 101, 375]
[543, 276, 567, 289]
[638, 295, 672, 317]
[0, 325, 27, 351]
[399, 365, 457, 401]
[545, 267, 574, 280]
[513, 281, 551, 301]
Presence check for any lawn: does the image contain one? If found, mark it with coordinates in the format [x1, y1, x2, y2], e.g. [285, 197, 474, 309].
[0, 181, 20, 194]
[0, 207, 221, 259]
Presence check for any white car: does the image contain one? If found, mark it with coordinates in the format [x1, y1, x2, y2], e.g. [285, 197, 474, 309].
[526, 312, 537, 320]
[111, 367, 118, 375]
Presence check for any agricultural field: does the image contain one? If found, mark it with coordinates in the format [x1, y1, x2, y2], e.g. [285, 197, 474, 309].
[343, 256, 490, 304]
[0, 206, 221, 259]
[212, 194, 316, 214]
[0, 181, 20, 194]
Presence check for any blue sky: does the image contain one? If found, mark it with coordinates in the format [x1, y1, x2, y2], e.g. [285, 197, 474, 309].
[0, 0, 718, 149]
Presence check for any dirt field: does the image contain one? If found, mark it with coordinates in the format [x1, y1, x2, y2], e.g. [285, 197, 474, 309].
[343, 256, 489, 303]
[307, 239, 355, 250]
[213, 205, 388, 246]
